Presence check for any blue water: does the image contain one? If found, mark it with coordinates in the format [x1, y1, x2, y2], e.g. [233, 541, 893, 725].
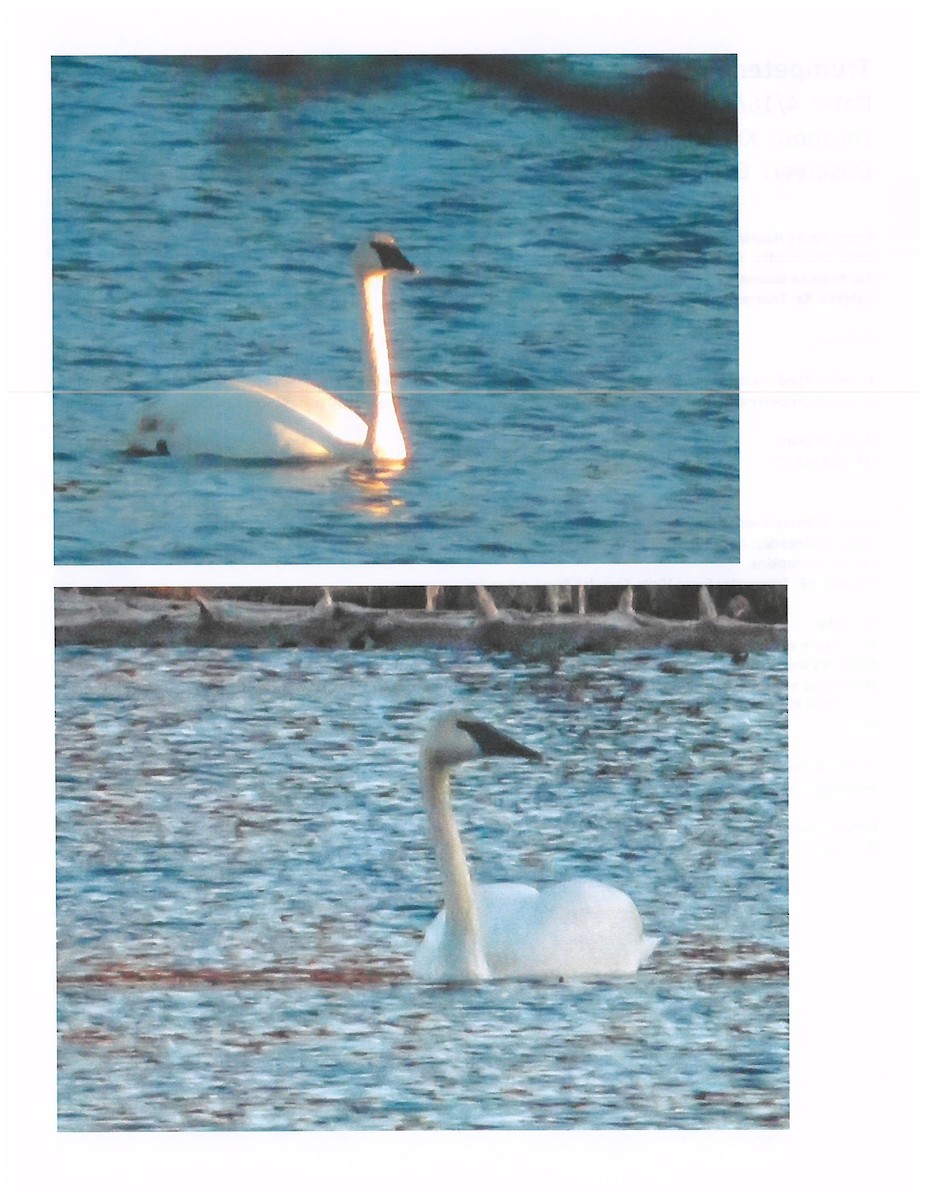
[57, 644, 787, 1129]
[52, 56, 739, 564]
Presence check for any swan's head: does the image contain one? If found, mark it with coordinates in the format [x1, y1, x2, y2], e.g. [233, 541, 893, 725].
[352, 233, 418, 279]
[422, 711, 542, 770]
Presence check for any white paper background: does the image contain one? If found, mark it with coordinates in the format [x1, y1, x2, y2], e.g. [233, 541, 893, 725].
[2, 2, 924, 1197]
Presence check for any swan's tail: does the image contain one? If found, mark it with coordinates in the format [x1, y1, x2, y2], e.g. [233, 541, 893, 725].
[639, 935, 660, 966]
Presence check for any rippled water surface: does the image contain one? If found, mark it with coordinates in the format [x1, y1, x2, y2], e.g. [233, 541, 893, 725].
[57, 644, 787, 1129]
[52, 55, 739, 564]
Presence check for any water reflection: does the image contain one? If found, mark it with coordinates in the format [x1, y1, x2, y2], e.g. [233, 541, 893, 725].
[264, 458, 407, 522]
[347, 462, 407, 518]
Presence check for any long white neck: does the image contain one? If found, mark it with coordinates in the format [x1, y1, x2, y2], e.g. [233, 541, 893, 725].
[360, 273, 407, 462]
[420, 759, 489, 981]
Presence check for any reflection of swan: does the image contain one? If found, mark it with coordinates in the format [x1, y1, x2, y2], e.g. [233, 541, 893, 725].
[128, 234, 417, 462]
[412, 712, 659, 983]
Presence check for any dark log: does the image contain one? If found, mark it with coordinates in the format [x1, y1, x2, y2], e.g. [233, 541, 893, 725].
[55, 589, 787, 657]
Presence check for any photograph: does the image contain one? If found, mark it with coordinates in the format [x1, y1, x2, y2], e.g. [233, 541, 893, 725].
[52, 54, 739, 565]
[55, 585, 787, 1130]
[5, 2, 924, 1195]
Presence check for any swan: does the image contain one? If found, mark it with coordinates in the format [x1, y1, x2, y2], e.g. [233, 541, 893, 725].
[412, 711, 659, 983]
[127, 233, 417, 462]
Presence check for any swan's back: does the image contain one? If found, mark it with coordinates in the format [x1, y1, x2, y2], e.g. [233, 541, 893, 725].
[131, 376, 369, 459]
[413, 879, 658, 982]
[481, 879, 658, 979]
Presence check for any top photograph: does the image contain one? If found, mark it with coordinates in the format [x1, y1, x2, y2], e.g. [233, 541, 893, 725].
[52, 54, 739, 566]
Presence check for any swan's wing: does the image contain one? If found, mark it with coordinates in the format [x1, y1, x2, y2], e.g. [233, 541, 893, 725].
[533, 880, 655, 974]
[246, 376, 369, 449]
[133, 376, 368, 459]
[481, 879, 656, 979]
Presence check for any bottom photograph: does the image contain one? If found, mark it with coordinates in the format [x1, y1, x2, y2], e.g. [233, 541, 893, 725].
[55, 584, 788, 1131]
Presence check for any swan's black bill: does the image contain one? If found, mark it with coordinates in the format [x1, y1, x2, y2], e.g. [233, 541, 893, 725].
[371, 239, 417, 273]
[457, 719, 542, 761]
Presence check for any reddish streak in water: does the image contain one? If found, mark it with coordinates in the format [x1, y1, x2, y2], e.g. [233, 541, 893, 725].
[58, 961, 406, 989]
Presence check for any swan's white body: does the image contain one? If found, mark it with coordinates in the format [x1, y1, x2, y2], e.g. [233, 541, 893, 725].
[411, 712, 659, 983]
[128, 234, 416, 463]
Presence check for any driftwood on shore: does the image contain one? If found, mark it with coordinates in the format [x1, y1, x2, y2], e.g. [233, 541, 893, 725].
[55, 587, 787, 659]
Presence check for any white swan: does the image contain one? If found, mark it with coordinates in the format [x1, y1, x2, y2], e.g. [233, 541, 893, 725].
[412, 711, 659, 983]
[128, 233, 417, 462]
